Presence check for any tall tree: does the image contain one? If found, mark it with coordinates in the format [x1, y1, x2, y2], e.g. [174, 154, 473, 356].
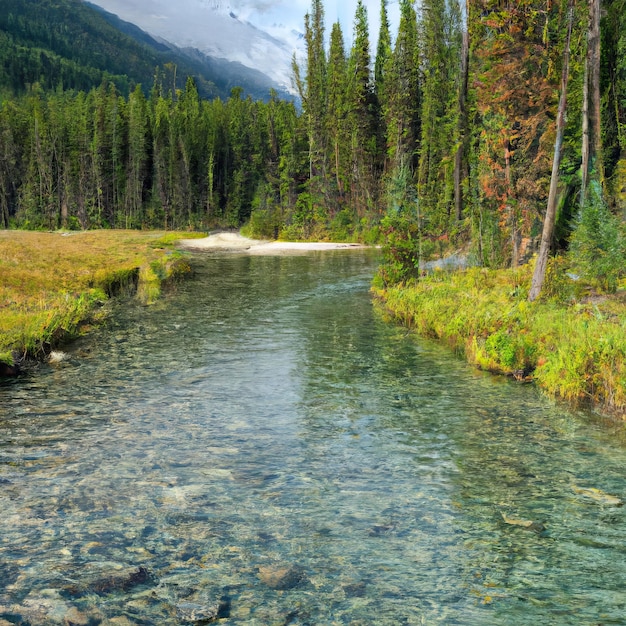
[529, 1, 575, 302]
[453, 0, 469, 221]
[125, 85, 149, 228]
[294, 0, 328, 196]
[580, 0, 602, 204]
[326, 22, 350, 204]
[384, 0, 421, 177]
[374, 0, 392, 97]
[417, 0, 463, 237]
[469, 0, 564, 267]
[602, 0, 626, 213]
[347, 0, 378, 215]
[374, 0, 393, 177]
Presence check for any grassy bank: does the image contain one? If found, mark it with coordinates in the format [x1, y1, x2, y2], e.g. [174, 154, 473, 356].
[0, 230, 204, 367]
[373, 261, 626, 418]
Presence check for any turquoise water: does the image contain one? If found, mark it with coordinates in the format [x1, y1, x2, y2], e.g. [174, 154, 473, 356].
[1, 250, 625, 625]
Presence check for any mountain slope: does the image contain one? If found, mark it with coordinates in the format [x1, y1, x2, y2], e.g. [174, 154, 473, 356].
[0, 0, 287, 100]
[85, 0, 301, 95]
[90, 2, 291, 100]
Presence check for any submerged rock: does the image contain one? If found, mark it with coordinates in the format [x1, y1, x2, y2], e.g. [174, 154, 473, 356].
[90, 565, 155, 595]
[0, 589, 73, 624]
[258, 565, 306, 590]
[572, 485, 624, 506]
[500, 512, 546, 534]
[176, 595, 230, 624]
[63, 564, 157, 597]
[63, 606, 90, 625]
[0, 362, 19, 377]
[176, 601, 219, 623]
[342, 581, 367, 598]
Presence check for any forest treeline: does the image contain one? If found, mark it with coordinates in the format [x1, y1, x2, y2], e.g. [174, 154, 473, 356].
[0, 80, 302, 232]
[0, 0, 625, 288]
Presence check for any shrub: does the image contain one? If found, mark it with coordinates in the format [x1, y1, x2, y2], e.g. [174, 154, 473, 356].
[568, 179, 626, 293]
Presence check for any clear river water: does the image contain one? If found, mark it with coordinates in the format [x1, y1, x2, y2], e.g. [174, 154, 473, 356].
[1, 250, 625, 625]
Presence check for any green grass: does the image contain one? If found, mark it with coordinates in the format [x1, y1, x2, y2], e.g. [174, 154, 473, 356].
[0, 230, 204, 365]
[373, 261, 626, 418]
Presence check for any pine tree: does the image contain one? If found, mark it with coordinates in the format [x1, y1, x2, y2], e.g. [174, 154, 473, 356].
[326, 21, 350, 206]
[374, 0, 392, 185]
[468, 0, 568, 267]
[295, 0, 328, 198]
[384, 0, 420, 177]
[125, 85, 149, 228]
[417, 0, 463, 240]
[347, 0, 378, 216]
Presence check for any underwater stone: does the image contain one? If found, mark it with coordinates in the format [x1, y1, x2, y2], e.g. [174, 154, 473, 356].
[64, 564, 157, 597]
[176, 601, 219, 623]
[63, 606, 90, 625]
[258, 565, 307, 590]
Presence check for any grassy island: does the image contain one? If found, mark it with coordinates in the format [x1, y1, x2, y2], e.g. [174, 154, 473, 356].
[374, 262, 626, 419]
[0, 230, 203, 369]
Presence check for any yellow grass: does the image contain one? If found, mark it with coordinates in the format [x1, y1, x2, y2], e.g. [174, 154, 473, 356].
[0, 230, 203, 364]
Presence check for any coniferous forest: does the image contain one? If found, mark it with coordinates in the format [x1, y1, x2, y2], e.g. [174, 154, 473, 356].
[0, 0, 625, 289]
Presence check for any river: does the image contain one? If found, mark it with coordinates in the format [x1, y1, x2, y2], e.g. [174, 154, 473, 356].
[1, 250, 625, 625]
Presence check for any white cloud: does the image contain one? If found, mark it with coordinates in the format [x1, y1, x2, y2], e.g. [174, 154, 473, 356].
[243, 1, 400, 47]
[89, 0, 402, 92]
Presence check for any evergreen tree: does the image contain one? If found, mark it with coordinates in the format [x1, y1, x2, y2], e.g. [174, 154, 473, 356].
[417, 0, 463, 240]
[296, 0, 328, 198]
[374, 0, 393, 184]
[347, 0, 378, 216]
[384, 0, 420, 177]
[125, 85, 149, 228]
[326, 22, 350, 207]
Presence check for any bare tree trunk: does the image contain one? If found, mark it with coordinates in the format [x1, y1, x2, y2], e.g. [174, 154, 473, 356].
[529, 3, 574, 302]
[454, 0, 470, 221]
[581, 0, 602, 205]
[589, 0, 602, 180]
[581, 53, 590, 207]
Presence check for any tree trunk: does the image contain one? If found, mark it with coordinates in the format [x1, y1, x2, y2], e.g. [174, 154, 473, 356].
[580, 53, 590, 207]
[581, 0, 602, 204]
[454, 5, 469, 222]
[528, 3, 574, 302]
[589, 0, 602, 180]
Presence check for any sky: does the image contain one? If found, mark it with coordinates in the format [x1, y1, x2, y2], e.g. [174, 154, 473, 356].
[88, 0, 402, 92]
[238, 0, 401, 46]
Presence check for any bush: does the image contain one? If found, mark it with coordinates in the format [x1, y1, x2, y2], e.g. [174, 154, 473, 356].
[376, 211, 421, 287]
[569, 180, 626, 293]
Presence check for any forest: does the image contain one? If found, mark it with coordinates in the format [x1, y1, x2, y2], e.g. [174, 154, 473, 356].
[0, 0, 625, 291]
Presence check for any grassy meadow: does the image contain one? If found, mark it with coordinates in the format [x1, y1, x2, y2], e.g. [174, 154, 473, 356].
[374, 261, 626, 419]
[0, 230, 204, 366]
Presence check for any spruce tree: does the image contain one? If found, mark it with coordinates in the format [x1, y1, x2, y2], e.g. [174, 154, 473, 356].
[326, 22, 350, 207]
[384, 0, 420, 177]
[417, 0, 462, 240]
[347, 0, 378, 216]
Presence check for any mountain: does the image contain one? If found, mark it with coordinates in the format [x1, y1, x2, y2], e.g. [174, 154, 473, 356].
[88, 2, 294, 100]
[0, 0, 292, 100]
[85, 0, 303, 95]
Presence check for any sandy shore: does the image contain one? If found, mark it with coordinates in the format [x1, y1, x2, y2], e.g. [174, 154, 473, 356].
[178, 232, 368, 255]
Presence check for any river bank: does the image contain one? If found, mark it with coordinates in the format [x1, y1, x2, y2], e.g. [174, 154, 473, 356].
[0, 231, 367, 373]
[373, 263, 626, 419]
[0, 230, 203, 371]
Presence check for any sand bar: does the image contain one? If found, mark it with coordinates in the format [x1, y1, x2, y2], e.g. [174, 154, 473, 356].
[178, 232, 368, 255]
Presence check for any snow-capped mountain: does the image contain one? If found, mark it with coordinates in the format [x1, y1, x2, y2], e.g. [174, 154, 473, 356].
[87, 0, 306, 94]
